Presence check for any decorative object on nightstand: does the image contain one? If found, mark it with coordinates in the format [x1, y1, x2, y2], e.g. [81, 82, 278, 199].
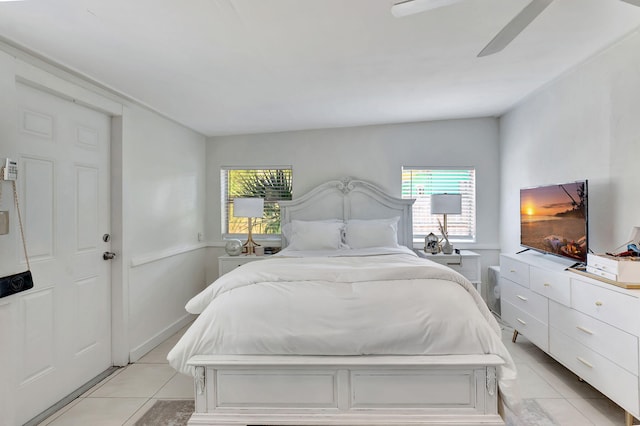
[431, 193, 461, 255]
[224, 239, 243, 256]
[425, 232, 440, 254]
[233, 197, 264, 255]
[438, 220, 454, 255]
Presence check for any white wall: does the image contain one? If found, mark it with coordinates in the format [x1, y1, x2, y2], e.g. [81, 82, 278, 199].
[500, 31, 640, 256]
[205, 118, 502, 293]
[121, 104, 207, 361]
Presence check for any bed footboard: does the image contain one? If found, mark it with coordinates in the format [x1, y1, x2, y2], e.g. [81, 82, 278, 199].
[186, 354, 505, 426]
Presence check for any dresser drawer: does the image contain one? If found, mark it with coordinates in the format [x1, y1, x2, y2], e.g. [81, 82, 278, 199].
[571, 279, 640, 336]
[218, 255, 268, 277]
[501, 278, 548, 322]
[550, 328, 639, 415]
[427, 252, 480, 283]
[530, 266, 570, 306]
[500, 255, 530, 288]
[442, 258, 479, 283]
[586, 265, 617, 282]
[220, 260, 242, 276]
[549, 301, 638, 375]
[502, 300, 548, 351]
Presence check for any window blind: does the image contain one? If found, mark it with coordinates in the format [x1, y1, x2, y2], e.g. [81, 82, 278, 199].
[401, 167, 476, 241]
[221, 167, 292, 236]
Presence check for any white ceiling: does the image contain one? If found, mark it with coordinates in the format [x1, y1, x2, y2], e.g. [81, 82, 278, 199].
[1, 0, 639, 137]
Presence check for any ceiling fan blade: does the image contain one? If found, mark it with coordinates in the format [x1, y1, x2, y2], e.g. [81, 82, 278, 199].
[391, 0, 465, 18]
[621, 0, 640, 7]
[477, 0, 553, 57]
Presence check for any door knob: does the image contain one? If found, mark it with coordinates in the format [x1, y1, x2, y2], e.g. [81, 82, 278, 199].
[103, 251, 116, 260]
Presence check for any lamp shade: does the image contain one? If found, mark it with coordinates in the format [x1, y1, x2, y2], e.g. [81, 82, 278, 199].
[431, 193, 462, 215]
[233, 198, 264, 218]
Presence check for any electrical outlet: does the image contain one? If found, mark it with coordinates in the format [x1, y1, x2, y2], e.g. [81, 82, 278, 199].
[197, 232, 203, 242]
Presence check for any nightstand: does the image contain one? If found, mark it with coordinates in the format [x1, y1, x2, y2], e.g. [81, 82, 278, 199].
[218, 255, 269, 277]
[421, 250, 482, 293]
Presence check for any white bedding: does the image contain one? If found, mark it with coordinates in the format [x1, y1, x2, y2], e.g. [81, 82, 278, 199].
[167, 247, 519, 409]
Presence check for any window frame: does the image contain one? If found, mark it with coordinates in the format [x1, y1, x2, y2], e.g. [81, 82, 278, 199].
[221, 166, 292, 241]
[401, 166, 476, 243]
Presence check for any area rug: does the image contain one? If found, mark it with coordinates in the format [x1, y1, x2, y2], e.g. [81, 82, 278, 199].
[505, 399, 559, 426]
[135, 398, 558, 426]
[135, 400, 194, 426]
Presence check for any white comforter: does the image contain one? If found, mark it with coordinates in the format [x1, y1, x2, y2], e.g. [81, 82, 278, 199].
[167, 248, 519, 409]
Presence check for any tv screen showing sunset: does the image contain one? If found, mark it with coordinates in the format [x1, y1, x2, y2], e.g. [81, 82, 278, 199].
[520, 181, 587, 262]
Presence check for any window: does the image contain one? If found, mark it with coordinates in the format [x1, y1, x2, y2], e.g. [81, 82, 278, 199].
[401, 167, 476, 242]
[221, 167, 292, 237]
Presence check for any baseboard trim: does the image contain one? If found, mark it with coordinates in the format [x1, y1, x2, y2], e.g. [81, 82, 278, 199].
[129, 313, 194, 362]
[23, 366, 119, 426]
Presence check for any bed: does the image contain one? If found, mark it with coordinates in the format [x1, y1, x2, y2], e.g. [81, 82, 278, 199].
[168, 177, 518, 425]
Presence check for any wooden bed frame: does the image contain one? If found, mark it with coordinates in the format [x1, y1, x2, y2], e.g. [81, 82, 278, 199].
[187, 177, 505, 425]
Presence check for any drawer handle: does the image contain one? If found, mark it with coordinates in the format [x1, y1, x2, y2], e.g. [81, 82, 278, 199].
[446, 262, 462, 266]
[510, 269, 516, 273]
[576, 357, 593, 368]
[595, 301, 603, 307]
[543, 283, 551, 287]
[576, 325, 594, 335]
[516, 318, 527, 326]
[516, 295, 528, 302]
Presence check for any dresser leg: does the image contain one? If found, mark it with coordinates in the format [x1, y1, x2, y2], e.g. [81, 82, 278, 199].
[512, 330, 519, 343]
[625, 411, 636, 426]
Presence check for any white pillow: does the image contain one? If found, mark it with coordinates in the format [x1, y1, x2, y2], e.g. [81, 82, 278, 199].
[286, 219, 345, 251]
[345, 217, 400, 249]
[282, 219, 343, 241]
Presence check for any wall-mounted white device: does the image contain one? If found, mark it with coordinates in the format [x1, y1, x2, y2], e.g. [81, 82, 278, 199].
[3, 158, 18, 181]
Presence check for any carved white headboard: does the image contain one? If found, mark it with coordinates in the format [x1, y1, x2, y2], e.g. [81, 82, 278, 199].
[279, 177, 415, 248]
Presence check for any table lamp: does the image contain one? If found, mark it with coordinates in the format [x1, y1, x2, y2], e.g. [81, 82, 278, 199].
[233, 198, 264, 255]
[431, 193, 462, 254]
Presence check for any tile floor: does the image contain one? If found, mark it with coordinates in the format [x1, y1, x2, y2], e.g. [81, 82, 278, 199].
[39, 324, 194, 426]
[38, 322, 630, 425]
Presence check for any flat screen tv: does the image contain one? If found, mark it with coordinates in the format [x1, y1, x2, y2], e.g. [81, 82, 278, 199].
[520, 180, 588, 263]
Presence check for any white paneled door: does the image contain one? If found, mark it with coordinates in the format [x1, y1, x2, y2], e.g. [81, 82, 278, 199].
[14, 83, 112, 424]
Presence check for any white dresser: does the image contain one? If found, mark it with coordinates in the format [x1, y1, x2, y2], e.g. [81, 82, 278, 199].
[500, 253, 640, 425]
